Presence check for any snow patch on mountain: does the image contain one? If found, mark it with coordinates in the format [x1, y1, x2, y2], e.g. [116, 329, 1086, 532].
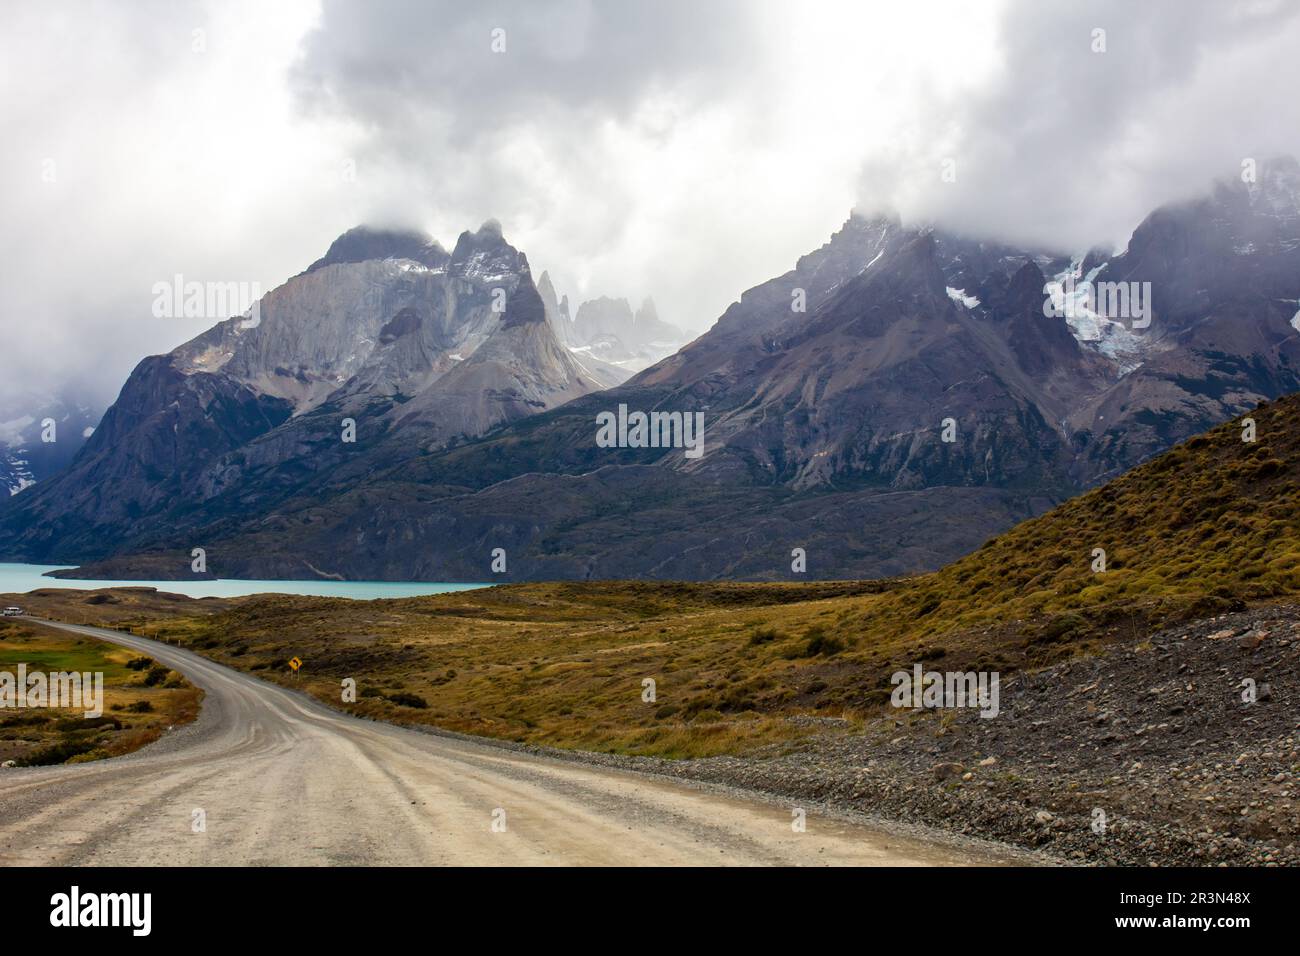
[945, 287, 980, 308]
[393, 260, 442, 274]
[1047, 256, 1149, 374]
[455, 251, 515, 283]
[3, 461, 36, 496]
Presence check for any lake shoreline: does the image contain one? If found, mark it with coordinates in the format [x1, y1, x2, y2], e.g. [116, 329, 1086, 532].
[0, 563, 490, 601]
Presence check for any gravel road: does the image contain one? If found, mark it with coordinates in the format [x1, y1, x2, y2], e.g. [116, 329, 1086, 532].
[0, 619, 1024, 866]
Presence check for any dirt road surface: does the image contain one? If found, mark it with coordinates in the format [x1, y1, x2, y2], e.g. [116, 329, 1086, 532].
[0, 619, 1029, 866]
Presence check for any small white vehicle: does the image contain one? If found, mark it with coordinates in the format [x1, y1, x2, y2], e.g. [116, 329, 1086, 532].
[2, 607, 22, 616]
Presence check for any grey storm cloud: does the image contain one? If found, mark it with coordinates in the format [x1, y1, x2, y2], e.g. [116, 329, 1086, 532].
[284, 0, 768, 294]
[4, 0, 1300, 412]
[291, 0, 758, 139]
[872, 0, 1300, 251]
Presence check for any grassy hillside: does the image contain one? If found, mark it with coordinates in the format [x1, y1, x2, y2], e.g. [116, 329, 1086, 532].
[842, 393, 1297, 665]
[17, 394, 1299, 758]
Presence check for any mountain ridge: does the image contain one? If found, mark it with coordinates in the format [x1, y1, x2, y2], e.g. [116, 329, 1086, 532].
[4, 160, 1300, 580]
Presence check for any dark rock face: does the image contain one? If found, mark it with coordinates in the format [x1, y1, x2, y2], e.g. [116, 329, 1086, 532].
[378, 307, 422, 344]
[1001, 262, 1082, 376]
[498, 277, 546, 329]
[5, 162, 1300, 581]
[0, 358, 293, 562]
[303, 225, 450, 274]
[1060, 157, 1300, 482]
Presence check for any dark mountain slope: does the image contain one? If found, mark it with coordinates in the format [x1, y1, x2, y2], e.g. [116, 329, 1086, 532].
[1063, 157, 1300, 479]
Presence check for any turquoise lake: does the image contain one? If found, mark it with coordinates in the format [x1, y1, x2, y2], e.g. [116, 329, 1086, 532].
[0, 563, 488, 601]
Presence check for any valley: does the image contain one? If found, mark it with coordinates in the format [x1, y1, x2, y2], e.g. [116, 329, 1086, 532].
[7, 391, 1297, 864]
[7, 0, 1300, 903]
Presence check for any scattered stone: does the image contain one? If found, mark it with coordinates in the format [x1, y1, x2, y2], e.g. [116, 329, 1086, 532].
[564, 604, 1300, 868]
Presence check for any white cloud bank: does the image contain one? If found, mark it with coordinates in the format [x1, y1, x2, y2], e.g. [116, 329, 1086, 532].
[2, 0, 1298, 407]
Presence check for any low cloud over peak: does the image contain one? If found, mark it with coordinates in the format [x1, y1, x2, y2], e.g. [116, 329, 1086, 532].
[3, 0, 1299, 408]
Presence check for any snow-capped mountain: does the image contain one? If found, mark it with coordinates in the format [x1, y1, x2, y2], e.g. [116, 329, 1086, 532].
[0, 394, 101, 496]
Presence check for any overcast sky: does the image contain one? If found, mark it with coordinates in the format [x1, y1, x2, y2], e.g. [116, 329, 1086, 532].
[4, 0, 1300, 409]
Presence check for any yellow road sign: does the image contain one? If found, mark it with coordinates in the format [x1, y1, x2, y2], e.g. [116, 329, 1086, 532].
[289, 657, 302, 672]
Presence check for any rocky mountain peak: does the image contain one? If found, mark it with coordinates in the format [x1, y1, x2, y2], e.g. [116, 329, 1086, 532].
[304, 225, 449, 275]
[535, 269, 575, 348]
[1004, 258, 1048, 304]
[1002, 260, 1083, 374]
[635, 297, 659, 325]
[1104, 152, 1300, 325]
[536, 270, 558, 304]
[884, 230, 949, 293]
[844, 207, 903, 234]
[795, 210, 901, 281]
[449, 219, 528, 280]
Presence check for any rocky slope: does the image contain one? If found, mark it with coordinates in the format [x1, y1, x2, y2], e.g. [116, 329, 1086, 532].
[598, 605, 1300, 866]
